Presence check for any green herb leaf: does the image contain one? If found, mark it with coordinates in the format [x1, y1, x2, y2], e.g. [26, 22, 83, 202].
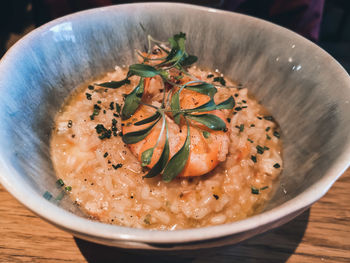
[122, 118, 160, 144]
[128, 64, 160, 78]
[134, 111, 161, 126]
[162, 121, 190, 182]
[251, 187, 259, 195]
[186, 113, 226, 131]
[184, 83, 217, 98]
[203, 131, 210, 138]
[158, 32, 186, 66]
[144, 125, 170, 178]
[121, 78, 145, 120]
[171, 90, 181, 124]
[182, 99, 216, 113]
[216, 96, 235, 110]
[96, 78, 130, 89]
[180, 54, 198, 67]
[141, 148, 154, 167]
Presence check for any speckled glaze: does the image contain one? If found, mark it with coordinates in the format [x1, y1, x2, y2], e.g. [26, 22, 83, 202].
[0, 3, 349, 250]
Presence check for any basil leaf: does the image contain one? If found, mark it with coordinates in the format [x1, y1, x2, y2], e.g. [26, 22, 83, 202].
[185, 83, 217, 98]
[143, 124, 170, 178]
[134, 111, 161, 126]
[162, 121, 190, 182]
[183, 99, 216, 113]
[171, 90, 181, 124]
[186, 114, 226, 131]
[141, 148, 154, 167]
[216, 96, 235, 110]
[96, 78, 130, 89]
[121, 78, 145, 120]
[128, 64, 159, 78]
[180, 54, 198, 67]
[122, 118, 159, 144]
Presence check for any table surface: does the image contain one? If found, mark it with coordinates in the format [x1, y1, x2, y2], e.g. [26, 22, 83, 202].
[1, 169, 349, 263]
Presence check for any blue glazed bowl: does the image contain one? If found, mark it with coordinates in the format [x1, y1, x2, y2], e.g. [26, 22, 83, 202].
[0, 3, 349, 249]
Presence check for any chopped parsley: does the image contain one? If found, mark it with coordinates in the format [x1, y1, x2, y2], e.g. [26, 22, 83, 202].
[207, 74, 214, 78]
[112, 163, 123, 170]
[265, 127, 271, 132]
[65, 186, 72, 192]
[213, 194, 219, 200]
[256, 145, 265, 154]
[43, 191, 52, 200]
[235, 107, 242, 111]
[85, 93, 92, 100]
[251, 155, 257, 163]
[273, 163, 281, 168]
[109, 102, 114, 110]
[203, 131, 210, 138]
[213, 76, 226, 86]
[247, 138, 254, 143]
[251, 187, 259, 195]
[88, 85, 94, 90]
[95, 124, 112, 140]
[56, 179, 65, 187]
[103, 152, 109, 158]
[273, 131, 280, 139]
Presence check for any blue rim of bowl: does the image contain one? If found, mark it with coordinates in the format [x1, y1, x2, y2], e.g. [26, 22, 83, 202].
[0, 2, 350, 246]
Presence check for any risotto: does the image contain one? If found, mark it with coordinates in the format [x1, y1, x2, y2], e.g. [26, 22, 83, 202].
[50, 33, 282, 230]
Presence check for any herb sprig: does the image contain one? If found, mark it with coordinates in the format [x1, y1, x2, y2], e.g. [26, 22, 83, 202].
[95, 32, 235, 181]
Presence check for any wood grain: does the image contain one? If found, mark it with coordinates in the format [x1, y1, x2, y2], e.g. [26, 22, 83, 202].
[1, 169, 349, 263]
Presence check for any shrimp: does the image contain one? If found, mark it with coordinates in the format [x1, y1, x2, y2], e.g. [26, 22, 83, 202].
[122, 80, 231, 177]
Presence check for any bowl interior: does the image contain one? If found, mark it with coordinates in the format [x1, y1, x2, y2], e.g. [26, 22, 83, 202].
[0, 3, 349, 243]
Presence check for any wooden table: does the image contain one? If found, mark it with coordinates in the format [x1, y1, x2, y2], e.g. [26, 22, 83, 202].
[1, 170, 349, 263]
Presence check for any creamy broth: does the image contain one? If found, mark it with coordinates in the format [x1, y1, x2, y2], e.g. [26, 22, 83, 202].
[51, 65, 282, 230]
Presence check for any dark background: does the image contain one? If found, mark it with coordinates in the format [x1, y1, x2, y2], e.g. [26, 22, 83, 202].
[1, 0, 349, 73]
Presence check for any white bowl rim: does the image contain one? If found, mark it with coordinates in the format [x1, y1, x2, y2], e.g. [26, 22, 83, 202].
[0, 2, 350, 245]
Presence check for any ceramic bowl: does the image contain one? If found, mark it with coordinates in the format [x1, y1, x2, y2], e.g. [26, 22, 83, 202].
[0, 3, 349, 250]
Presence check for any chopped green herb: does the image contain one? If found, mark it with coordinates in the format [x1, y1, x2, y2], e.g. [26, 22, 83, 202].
[247, 138, 254, 143]
[88, 85, 94, 90]
[103, 152, 108, 158]
[235, 107, 242, 111]
[115, 103, 121, 114]
[95, 124, 112, 140]
[56, 179, 64, 187]
[239, 124, 244, 132]
[266, 134, 271, 140]
[65, 186, 72, 192]
[273, 163, 281, 168]
[273, 131, 280, 139]
[55, 191, 65, 201]
[260, 186, 269, 190]
[256, 145, 265, 154]
[251, 155, 257, 163]
[203, 131, 210, 138]
[207, 74, 214, 78]
[213, 194, 219, 200]
[257, 116, 262, 120]
[43, 191, 52, 200]
[213, 76, 226, 86]
[112, 163, 123, 170]
[250, 124, 255, 127]
[264, 116, 274, 121]
[113, 113, 119, 118]
[265, 127, 271, 132]
[85, 93, 92, 100]
[226, 118, 231, 123]
[242, 100, 247, 103]
[109, 102, 114, 110]
[251, 187, 259, 195]
[263, 146, 269, 151]
[234, 93, 239, 97]
[241, 106, 248, 109]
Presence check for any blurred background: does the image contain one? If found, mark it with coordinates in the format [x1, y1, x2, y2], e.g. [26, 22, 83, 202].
[1, 0, 349, 73]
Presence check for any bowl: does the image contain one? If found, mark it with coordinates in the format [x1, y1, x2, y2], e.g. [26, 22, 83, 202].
[0, 3, 349, 250]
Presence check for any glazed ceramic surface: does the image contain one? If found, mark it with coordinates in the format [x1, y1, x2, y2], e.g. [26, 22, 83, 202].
[0, 3, 349, 249]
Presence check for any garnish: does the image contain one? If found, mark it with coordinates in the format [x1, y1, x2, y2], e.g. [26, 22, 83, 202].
[96, 32, 236, 182]
[273, 163, 281, 168]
